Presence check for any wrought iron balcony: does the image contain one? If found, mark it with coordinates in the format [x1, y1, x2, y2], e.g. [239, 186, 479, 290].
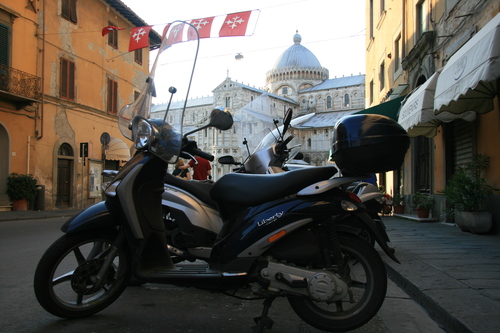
[0, 64, 42, 109]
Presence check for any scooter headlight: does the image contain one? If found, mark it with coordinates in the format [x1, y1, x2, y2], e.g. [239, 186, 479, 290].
[133, 118, 156, 149]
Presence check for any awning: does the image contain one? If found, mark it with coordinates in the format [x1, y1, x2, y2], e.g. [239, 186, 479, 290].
[399, 72, 441, 137]
[434, 13, 500, 115]
[355, 96, 405, 121]
[398, 72, 477, 137]
[106, 138, 131, 161]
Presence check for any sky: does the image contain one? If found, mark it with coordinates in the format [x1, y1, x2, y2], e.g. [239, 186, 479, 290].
[122, 0, 366, 101]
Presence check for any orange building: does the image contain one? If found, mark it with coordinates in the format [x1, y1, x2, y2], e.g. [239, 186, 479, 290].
[0, 0, 160, 210]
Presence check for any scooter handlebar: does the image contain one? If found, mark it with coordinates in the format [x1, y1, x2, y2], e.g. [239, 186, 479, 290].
[191, 148, 214, 162]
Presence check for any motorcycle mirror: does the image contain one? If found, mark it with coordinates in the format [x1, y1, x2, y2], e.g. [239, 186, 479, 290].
[282, 108, 293, 136]
[294, 152, 304, 160]
[208, 107, 233, 130]
[218, 155, 240, 165]
[185, 107, 233, 137]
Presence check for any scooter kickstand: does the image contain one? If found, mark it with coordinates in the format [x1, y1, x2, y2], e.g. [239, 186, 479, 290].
[252, 296, 275, 332]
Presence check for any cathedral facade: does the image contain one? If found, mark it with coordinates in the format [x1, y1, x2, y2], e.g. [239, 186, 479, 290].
[152, 33, 365, 180]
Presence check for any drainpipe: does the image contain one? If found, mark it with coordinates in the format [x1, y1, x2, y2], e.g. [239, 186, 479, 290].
[27, 135, 30, 173]
[37, 0, 45, 140]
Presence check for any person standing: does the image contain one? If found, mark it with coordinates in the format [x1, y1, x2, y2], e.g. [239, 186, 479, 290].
[172, 159, 192, 180]
[179, 156, 212, 180]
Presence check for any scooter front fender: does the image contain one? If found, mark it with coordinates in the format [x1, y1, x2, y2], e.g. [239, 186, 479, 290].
[62, 201, 118, 234]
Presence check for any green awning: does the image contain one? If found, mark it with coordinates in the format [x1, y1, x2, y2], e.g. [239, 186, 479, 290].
[355, 96, 406, 121]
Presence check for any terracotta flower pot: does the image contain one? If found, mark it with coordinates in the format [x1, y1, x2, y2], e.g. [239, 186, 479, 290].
[394, 205, 405, 214]
[416, 208, 429, 218]
[12, 198, 29, 211]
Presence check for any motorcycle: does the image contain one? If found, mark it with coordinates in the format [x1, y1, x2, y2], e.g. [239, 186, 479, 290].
[34, 21, 409, 332]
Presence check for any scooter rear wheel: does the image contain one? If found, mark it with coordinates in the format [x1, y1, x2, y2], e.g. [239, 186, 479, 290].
[287, 233, 387, 332]
[34, 229, 131, 318]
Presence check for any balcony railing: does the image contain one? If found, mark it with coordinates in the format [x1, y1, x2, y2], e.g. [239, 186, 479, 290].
[0, 64, 42, 104]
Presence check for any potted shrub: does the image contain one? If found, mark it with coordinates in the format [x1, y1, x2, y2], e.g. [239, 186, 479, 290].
[6, 173, 38, 211]
[439, 154, 498, 233]
[412, 191, 434, 218]
[393, 193, 405, 214]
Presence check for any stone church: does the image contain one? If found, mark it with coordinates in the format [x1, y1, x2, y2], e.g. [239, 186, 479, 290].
[152, 33, 365, 179]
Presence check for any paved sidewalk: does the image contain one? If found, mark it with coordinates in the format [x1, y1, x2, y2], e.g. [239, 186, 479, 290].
[0, 209, 80, 222]
[1, 210, 499, 332]
[380, 216, 500, 333]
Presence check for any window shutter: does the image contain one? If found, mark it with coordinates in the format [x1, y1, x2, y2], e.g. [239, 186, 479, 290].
[62, 0, 77, 23]
[107, 79, 112, 113]
[61, 0, 69, 19]
[70, 0, 77, 23]
[60, 58, 67, 98]
[107, 79, 118, 114]
[60, 58, 75, 100]
[0, 24, 10, 66]
[68, 61, 75, 99]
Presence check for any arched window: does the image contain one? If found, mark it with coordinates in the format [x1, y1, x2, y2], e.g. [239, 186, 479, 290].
[58, 143, 74, 156]
[327, 96, 332, 109]
[344, 93, 350, 107]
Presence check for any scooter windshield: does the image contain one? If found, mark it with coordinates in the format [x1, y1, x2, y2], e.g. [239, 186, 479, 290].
[118, 21, 200, 163]
[233, 94, 281, 160]
[234, 93, 314, 161]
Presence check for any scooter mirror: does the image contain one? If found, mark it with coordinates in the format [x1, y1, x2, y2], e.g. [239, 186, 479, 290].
[218, 155, 240, 165]
[282, 108, 293, 136]
[209, 107, 233, 130]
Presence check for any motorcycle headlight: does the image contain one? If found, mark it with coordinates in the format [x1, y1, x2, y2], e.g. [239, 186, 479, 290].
[133, 118, 156, 149]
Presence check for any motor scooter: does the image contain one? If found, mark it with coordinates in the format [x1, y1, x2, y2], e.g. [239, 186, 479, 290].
[34, 21, 409, 332]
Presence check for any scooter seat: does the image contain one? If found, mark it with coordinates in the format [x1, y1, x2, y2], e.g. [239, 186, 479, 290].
[211, 166, 337, 207]
[165, 173, 217, 207]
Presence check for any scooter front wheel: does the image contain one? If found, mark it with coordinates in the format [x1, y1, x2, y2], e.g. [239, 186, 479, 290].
[287, 233, 387, 332]
[34, 229, 131, 318]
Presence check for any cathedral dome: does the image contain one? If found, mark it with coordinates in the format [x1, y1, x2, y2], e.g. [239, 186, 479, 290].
[265, 32, 329, 100]
[272, 32, 322, 70]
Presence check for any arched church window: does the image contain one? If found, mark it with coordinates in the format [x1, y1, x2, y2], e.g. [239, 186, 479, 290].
[344, 93, 350, 107]
[225, 97, 230, 108]
[282, 87, 288, 95]
[327, 96, 332, 108]
[58, 143, 73, 156]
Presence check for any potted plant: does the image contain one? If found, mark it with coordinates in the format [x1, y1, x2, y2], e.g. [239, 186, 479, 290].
[439, 154, 498, 233]
[393, 193, 405, 214]
[381, 193, 392, 214]
[6, 173, 38, 211]
[412, 191, 434, 218]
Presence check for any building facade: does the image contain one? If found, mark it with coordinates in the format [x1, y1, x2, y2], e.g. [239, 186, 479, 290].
[365, 0, 500, 231]
[0, 0, 160, 210]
